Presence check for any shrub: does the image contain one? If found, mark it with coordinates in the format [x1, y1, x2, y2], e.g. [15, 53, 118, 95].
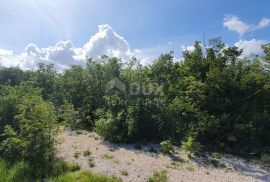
[121, 170, 128, 176]
[73, 151, 80, 158]
[147, 170, 168, 182]
[186, 164, 195, 171]
[181, 136, 201, 156]
[160, 140, 174, 154]
[83, 150, 92, 157]
[88, 161, 95, 168]
[0, 92, 58, 178]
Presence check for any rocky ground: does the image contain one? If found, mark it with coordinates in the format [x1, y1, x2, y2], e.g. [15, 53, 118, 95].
[56, 127, 270, 182]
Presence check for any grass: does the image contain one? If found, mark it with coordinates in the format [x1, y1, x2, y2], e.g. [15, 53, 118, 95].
[0, 158, 120, 182]
[73, 151, 81, 158]
[83, 150, 92, 157]
[186, 164, 195, 172]
[256, 153, 270, 169]
[113, 159, 120, 164]
[101, 154, 114, 160]
[0, 159, 31, 182]
[147, 170, 168, 182]
[209, 158, 226, 168]
[52, 161, 81, 176]
[88, 161, 95, 168]
[120, 170, 128, 176]
[170, 161, 181, 169]
[49, 170, 122, 182]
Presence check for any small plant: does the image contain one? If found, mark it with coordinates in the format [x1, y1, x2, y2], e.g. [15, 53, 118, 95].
[113, 159, 120, 164]
[126, 161, 131, 165]
[186, 164, 195, 172]
[76, 130, 83, 134]
[160, 140, 174, 154]
[210, 158, 220, 167]
[102, 154, 114, 160]
[52, 161, 80, 176]
[256, 153, 270, 169]
[170, 161, 180, 169]
[84, 149, 92, 157]
[147, 170, 168, 182]
[88, 161, 95, 168]
[121, 170, 128, 176]
[181, 136, 201, 157]
[74, 151, 81, 158]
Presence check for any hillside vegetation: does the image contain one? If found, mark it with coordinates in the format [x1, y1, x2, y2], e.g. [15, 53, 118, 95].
[0, 38, 270, 180]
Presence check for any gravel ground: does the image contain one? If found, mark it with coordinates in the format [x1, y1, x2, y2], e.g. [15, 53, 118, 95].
[56, 127, 270, 182]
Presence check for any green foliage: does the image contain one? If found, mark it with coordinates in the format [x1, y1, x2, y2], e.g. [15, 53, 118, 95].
[182, 136, 201, 156]
[60, 101, 78, 129]
[0, 159, 31, 182]
[262, 44, 270, 61]
[1, 38, 270, 168]
[83, 150, 92, 157]
[51, 161, 80, 176]
[256, 153, 270, 169]
[101, 154, 114, 160]
[147, 170, 168, 182]
[120, 170, 128, 176]
[88, 161, 95, 168]
[0, 84, 58, 177]
[160, 140, 174, 154]
[49, 170, 122, 182]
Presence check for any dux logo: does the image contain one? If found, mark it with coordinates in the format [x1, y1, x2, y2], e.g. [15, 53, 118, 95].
[105, 77, 164, 96]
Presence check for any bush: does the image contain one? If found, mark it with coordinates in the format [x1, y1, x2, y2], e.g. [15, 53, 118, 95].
[160, 140, 174, 154]
[182, 136, 201, 156]
[0, 91, 58, 178]
[147, 170, 168, 182]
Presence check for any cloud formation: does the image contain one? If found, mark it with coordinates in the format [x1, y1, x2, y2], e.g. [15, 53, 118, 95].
[223, 15, 270, 36]
[0, 24, 134, 71]
[235, 39, 266, 58]
[0, 24, 268, 71]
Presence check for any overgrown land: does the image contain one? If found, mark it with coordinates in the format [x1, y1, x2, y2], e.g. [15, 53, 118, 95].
[0, 38, 270, 181]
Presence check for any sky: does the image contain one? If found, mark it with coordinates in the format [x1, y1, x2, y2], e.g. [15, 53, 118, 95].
[0, 0, 269, 70]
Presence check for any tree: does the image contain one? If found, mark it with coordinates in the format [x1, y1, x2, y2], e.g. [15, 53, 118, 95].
[0, 85, 58, 177]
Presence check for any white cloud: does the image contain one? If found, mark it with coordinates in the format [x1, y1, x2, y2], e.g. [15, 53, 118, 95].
[235, 39, 266, 58]
[83, 24, 132, 59]
[181, 45, 195, 52]
[0, 24, 136, 71]
[223, 15, 270, 36]
[223, 15, 250, 36]
[256, 18, 270, 29]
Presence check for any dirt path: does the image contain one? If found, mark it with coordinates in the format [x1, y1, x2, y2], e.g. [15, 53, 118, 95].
[56, 128, 270, 182]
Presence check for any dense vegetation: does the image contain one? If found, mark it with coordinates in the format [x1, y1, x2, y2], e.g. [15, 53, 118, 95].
[0, 38, 269, 180]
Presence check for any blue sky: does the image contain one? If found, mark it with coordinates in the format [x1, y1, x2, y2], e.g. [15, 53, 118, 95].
[0, 0, 269, 70]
